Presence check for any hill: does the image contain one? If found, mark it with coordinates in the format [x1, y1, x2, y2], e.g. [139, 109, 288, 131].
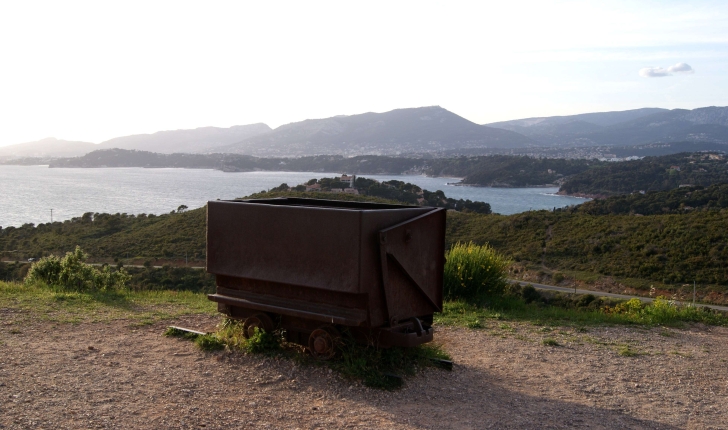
[6, 106, 728, 160]
[0, 137, 97, 158]
[47, 149, 429, 173]
[560, 152, 728, 196]
[98, 123, 272, 154]
[486, 108, 667, 136]
[486, 106, 728, 148]
[447, 210, 728, 296]
[216, 106, 533, 157]
[47, 149, 606, 188]
[4, 196, 728, 303]
[254, 177, 492, 214]
[575, 184, 728, 215]
[433, 156, 600, 187]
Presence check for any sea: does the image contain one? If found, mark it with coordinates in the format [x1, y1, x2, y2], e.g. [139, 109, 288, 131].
[0, 165, 589, 227]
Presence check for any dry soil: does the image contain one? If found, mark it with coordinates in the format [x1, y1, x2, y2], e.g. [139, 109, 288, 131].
[1, 312, 727, 429]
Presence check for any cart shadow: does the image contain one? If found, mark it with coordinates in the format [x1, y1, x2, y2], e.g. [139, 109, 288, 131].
[344, 364, 680, 429]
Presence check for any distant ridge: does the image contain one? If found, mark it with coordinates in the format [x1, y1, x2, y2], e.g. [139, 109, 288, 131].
[4, 105, 728, 159]
[487, 108, 668, 131]
[216, 106, 533, 156]
[98, 123, 272, 154]
[486, 106, 728, 147]
[0, 137, 96, 158]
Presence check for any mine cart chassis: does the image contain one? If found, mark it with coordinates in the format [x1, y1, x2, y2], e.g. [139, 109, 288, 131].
[206, 198, 444, 359]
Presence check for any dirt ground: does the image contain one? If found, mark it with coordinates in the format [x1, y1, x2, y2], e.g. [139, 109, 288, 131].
[1, 312, 727, 429]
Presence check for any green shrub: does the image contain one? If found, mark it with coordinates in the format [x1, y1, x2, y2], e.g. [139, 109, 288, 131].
[613, 298, 645, 314]
[244, 328, 282, 354]
[604, 296, 725, 326]
[443, 242, 511, 305]
[25, 246, 130, 291]
[520, 285, 542, 304]
[194, 334, 226, 351]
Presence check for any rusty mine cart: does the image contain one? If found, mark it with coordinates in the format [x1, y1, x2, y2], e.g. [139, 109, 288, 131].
[206, 198, 446, 359]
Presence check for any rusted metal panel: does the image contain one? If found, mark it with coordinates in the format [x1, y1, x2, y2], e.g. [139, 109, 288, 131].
[357, 207, 433, 326]
[379, 208, 446, 325]
[206, 197, 445, 348]
[207, 200, 362, 293]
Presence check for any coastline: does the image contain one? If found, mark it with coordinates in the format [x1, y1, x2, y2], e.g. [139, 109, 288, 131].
[555, 190, 607, 199]
[446, 182, 560, 189]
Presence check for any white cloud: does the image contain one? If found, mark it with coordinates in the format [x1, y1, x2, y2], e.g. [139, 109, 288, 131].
[639, 62, 695, 77]
[639, 67, 672, 77]
[667, 62, 695, 73]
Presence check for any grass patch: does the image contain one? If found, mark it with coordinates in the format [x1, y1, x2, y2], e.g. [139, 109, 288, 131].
[499, 323, 515, 332]
[561, 270, 602, 283]
[180, 319, 452, 390]
[164, 326, 199, 340]
[244, 328, 283, 354]
[542, 338, 560, 346]
[194, 334, 226, 351]
[164, 326, 226, 351]
[618, 345, 640, 357]
[0, 280, 216, 324]
[436, 299, 630, 328]
[436, 293, 728, 330]
[465, 319, 483, 329]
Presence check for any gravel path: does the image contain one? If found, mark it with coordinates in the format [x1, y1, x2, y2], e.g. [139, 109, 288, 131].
[1, 314, 727, 429]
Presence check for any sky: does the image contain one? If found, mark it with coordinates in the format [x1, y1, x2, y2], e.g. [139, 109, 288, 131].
[1, 0, 727, 147]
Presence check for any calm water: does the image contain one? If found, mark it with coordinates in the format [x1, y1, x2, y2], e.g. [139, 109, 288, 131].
[0, 165, 588, 227]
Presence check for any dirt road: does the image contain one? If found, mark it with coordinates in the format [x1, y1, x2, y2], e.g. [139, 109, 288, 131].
[1, 313, 727, 429]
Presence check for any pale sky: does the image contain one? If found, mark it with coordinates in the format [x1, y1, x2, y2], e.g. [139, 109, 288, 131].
[1, 0, 727, 147]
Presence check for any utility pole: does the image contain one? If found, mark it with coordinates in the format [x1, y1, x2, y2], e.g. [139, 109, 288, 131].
[50, 209, 53, 223]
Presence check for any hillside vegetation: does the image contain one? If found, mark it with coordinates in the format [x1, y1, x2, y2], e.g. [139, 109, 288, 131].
[576, 183, 728, 215]
[446, 210, 728, 292]
[560, 152, 728, 196]
[264, 177, 492, 213]
[443, 156, 597, 186]
[0, 208, 207, 262]
[48, 149, 427, 175]
[45, 149, 607, 188]
[3, 186, 728, 303]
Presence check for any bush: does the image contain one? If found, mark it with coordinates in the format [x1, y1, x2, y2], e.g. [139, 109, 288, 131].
[521, 285, 542, 304]
[25, 246, 130, 291]
[603, 296, 725, 325]
[443, 242, 511, 305]
[244, 328, 282, 354]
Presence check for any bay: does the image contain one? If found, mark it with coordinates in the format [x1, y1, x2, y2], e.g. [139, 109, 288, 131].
[0, 165, 588, 227]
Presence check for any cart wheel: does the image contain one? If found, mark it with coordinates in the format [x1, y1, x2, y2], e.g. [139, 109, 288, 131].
[308, 326, 340, 360]
[242, 313, 274, 339]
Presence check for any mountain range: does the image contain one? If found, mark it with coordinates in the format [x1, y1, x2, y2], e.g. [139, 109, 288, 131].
[2, 105, 727, 159]
[0, 138, 96, 158]
[216, 106, 531, 156]
[485, 106, 728, 147]
[97, 123, 272, 154]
